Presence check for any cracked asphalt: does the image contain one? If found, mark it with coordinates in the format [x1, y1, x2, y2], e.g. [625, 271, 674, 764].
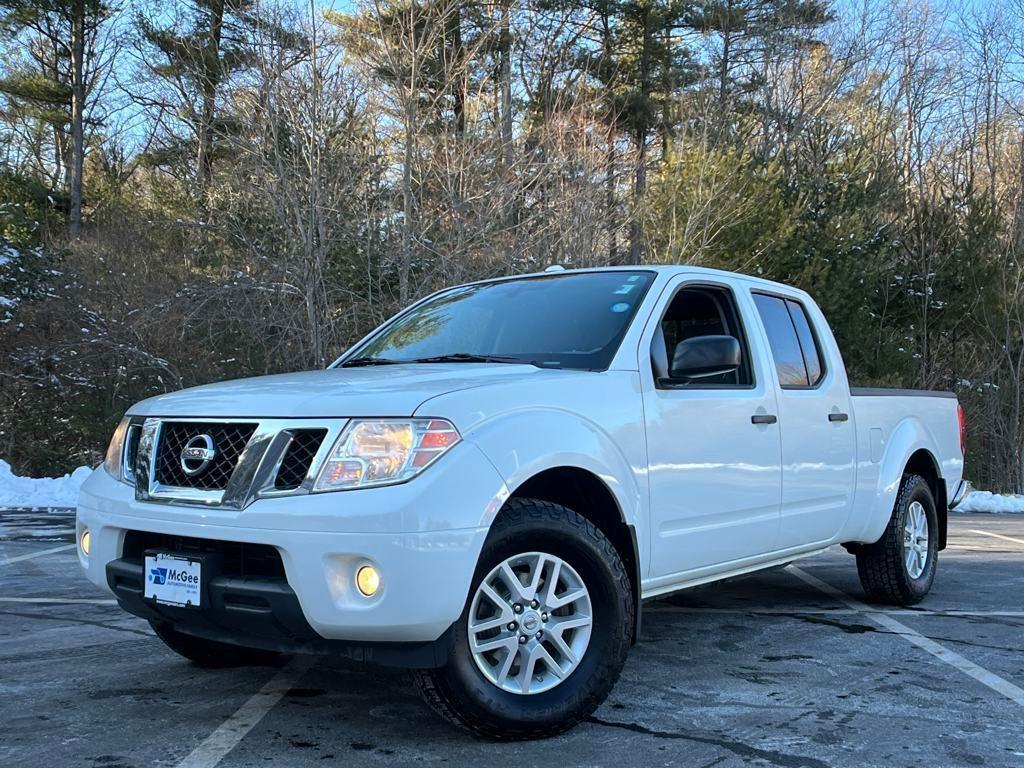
[2, 511, 1023, 767]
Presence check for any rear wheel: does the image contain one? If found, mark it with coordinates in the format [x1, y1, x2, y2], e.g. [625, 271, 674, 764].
[149, 621, 283, 668]
[414, 498, 633, 740]
[856, 474, 938, 606]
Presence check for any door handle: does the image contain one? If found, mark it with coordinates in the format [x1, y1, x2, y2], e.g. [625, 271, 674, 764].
[751, 414, 778, 425]
[828, 412, 849, 422]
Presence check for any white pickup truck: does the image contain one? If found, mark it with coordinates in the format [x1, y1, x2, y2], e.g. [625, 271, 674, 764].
[78, 266, 967, 739]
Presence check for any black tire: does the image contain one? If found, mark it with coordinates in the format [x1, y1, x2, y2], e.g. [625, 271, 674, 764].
[414, 498, 634, 740]
[149, 621, 283, 668]
[856, 474, 938, 606]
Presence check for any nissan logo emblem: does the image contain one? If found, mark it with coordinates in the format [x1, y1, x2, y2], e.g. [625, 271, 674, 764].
[180, 434, 217, 476]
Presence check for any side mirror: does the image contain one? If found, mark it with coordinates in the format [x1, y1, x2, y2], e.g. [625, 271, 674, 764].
[669, 335, 741, 380]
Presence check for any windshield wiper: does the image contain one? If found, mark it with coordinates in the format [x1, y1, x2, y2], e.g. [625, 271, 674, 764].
[339, 356, 401, 367]
[410, 353, 526, 364]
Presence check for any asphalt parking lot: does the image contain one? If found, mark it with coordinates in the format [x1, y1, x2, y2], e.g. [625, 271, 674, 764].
[2, 511, 1023, 768]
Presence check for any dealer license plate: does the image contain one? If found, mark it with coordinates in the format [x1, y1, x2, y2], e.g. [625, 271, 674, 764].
[144, 553, 202, 608]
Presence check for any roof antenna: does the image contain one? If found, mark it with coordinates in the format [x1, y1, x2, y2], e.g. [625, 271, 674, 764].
[544, 264, 566, 273]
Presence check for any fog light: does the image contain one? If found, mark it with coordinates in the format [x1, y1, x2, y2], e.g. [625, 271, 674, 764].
[355, 565, 380, 597]
[80, 530, 91, 556]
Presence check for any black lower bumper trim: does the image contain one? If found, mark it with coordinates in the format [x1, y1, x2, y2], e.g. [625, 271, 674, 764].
[106, 558, 453, 668]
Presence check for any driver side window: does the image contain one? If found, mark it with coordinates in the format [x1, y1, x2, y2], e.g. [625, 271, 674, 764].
[651, 285, 753, 388]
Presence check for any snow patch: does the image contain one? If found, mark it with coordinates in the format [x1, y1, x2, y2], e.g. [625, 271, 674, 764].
[956, 490, 1024, 514]
[0, 460, 93, 510]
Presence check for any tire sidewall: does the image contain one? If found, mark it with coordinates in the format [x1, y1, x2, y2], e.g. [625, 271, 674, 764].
[897, 478, 938, 597]
[442, 511, 630, 731]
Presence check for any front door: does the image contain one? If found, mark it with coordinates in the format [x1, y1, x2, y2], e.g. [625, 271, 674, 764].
[642, 279, 783, 583]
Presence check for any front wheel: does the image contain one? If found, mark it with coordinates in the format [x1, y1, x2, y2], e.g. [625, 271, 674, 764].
[856, 474, 938, 605]
[414, 498, 633, 740]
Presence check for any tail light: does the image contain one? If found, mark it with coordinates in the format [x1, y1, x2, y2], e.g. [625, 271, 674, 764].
[957, 403, 966, 456]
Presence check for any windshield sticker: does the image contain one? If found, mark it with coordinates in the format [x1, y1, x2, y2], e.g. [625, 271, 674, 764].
[614, 284, 636, 295]
[611, 302, 630, 313]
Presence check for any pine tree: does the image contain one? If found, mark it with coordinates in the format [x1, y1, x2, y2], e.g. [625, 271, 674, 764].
[135, 0, 302, 212]
[0, 0, 110, 237]
[683, 0, 831, 115]
[599, 0, 694, 262]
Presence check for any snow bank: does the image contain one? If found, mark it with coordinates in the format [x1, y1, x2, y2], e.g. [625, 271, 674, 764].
[0, 460, 93, 509]
[956, 490, 1024, 514]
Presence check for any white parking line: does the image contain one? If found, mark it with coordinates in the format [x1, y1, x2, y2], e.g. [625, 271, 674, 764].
[175, 655, 315, 768]
[788, 565, 1024, 707]
[968, 529, 1024, 547]
[0, 597, 117, 605]
[0, 544, 75, 566]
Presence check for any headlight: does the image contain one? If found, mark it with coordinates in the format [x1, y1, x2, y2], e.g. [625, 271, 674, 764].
[102, 417, 139, 485]
[313, 419, 461, 491]
[103, 418, 130, 480]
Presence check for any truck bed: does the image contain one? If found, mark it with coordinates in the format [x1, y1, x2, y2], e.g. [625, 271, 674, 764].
[838, 386, 963, 546]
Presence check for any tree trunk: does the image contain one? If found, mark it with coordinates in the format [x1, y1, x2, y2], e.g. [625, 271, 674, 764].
[448, 2, 466, 137]
[400, 98, 414, 304]
[500, 0, 513, 171]
[52, 124, 67, 193]
[497, 3, 509, 161]
[306, 11, 324, 367]
[630, 127, 646, 263]
[719, 15, 731, 109]
[499, 0, 515, 250]
[69, 0, 86, 238]
[661, 25, 673, 157]
[606, 122, 617, 264]
[399, 4, 418, 305]
[602, 12, 617, 265]
[630, 8, 652, 263]
[196, 0, 226, 210]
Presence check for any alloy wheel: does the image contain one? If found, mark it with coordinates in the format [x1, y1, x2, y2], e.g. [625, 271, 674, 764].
[467, 552, 593, 695]
[903, 500, 929, 579]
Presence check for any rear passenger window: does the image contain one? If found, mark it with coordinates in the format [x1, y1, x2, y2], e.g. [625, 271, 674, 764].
[785, 299, 824, 385]
[753, 293, 824, 388]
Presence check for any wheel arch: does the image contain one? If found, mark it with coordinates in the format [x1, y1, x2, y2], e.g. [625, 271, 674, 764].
[904, 448, 947, 551]
[862, 417, 948, 550]
[504, 466, 642, 644]
[464, 409, 646, 643]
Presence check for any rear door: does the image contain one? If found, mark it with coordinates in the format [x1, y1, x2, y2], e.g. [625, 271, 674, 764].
[641, 276, 783, 582]
[750, 291, 856, 548]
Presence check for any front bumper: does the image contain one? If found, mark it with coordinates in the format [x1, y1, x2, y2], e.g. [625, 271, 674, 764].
[105, 555, 454, 666]
[77, 441, 505, 646]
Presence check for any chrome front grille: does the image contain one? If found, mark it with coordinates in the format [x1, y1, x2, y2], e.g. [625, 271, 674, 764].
[155, 422, 258, 490]
[273, 429, 327, 491]
[133, 418, 346, 508]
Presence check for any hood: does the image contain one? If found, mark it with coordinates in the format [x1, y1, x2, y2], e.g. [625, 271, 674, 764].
[127, 363, 548, 419]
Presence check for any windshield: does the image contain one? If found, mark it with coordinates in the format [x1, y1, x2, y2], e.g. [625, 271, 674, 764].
[341, 271, 656, 370]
